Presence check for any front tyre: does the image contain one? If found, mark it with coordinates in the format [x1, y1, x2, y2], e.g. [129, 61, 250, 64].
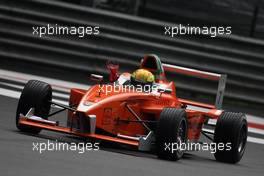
[214, 112, 247, 163]
[156, 108, 188, 161]
[16, 80, 52, 134]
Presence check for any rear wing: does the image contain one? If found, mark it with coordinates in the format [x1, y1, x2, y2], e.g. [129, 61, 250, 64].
[162, 63, 227, 109]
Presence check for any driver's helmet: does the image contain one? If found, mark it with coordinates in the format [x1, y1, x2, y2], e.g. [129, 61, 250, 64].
[131, 69, 155, 87]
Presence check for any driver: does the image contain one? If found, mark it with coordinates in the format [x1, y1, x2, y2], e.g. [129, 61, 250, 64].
[130, 69, 155, 90]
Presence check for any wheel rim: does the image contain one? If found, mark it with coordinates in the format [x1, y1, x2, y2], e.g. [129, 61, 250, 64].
[176, 120, 187, 156]
[238, 125, 247, 153]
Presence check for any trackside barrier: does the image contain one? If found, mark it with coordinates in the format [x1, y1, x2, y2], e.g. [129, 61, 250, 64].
[0, 0, 264, 109]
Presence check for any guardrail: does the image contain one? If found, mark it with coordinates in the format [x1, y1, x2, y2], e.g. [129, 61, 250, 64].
[0, 0, 264, 108]
[56, 0, 264, 38]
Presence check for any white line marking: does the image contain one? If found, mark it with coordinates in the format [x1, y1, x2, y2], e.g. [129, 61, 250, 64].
[247, 136, 264, 145]
[248, 127, 264, 136]
[0, 87, 20, 100]
[188, 105, 264, 129]
[206, 120, 264, 135]
[0, 68, 89, 91]
[246, 114, 264, 125]
[0, 87, 68, 106]
[202, 128, 264, 145]
[0, 82, 70, 99]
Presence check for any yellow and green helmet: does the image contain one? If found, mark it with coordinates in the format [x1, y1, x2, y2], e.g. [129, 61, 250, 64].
[131, 69, 155, 83]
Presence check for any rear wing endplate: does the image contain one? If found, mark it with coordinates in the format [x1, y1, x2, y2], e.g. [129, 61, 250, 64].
[162, 63, 227, 109]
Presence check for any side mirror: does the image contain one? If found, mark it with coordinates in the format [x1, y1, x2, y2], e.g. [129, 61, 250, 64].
[90, 74, 103, 84]
[106, 60, 119, 83]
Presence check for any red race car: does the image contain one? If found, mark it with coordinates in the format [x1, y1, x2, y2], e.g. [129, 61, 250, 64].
[16, 54, 247, 163]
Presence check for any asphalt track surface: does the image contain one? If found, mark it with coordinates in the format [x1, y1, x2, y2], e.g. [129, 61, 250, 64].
[0, 95, 264, 176]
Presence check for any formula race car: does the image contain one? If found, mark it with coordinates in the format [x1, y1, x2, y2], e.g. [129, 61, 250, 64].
[16, 54, 248, 163]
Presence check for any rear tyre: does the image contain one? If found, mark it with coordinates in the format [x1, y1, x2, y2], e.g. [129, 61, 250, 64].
[156, 108, 188, 161]
[16, 80, 52, 134]
[214, 112, 247, 163]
